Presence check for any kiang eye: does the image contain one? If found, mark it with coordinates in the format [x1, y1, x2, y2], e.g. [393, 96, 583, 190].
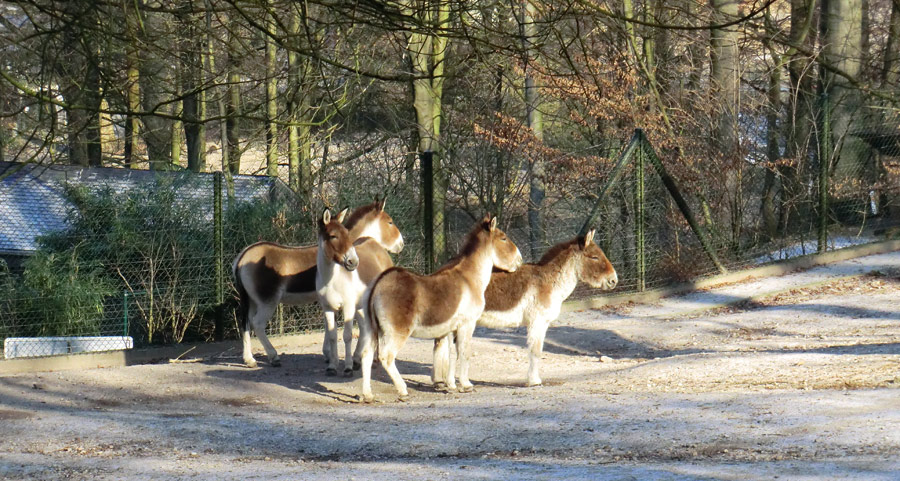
[589, 256, 600, 260]
[329, 235, 338, 240]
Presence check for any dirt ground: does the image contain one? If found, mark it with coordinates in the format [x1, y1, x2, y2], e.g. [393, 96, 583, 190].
[1, 251, 900, 480]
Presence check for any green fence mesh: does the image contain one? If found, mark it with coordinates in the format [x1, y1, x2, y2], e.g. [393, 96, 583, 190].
[1, 112, 899, 360]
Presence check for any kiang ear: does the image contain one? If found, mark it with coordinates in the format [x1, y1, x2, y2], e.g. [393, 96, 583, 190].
[584, 229, 595, 248]
[378, 195, 387, 211]
[337, 206, 350, 223]
[321, 208, 332, 226]
[489, 216, 498, 232]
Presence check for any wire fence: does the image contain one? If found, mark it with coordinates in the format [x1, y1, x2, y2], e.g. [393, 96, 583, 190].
[1, 109, 899, 360]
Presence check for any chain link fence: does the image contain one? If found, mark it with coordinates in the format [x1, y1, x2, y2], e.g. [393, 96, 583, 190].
[2, 109, 899, 360]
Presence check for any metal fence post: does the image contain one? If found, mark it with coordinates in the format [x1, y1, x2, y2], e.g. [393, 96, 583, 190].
[639, 130, 728, 275]
[579, 131, 642, 236]
[635, 142, 646, 291]
[420, 151, 435, 273]
[818, 92, 831, 253]
[214, 171, 225, 341]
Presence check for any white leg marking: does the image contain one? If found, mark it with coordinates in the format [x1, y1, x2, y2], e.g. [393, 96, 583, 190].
[432, 335, 451, 389]
[456, 322, 476, 392]
[359, 320, 376, 403]
[527, 319, 551, 386]
[323, 310, 339, 375]
[342, 304, 357, 376]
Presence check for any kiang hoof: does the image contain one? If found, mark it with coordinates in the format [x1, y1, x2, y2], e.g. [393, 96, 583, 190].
[244, 360, 258, 369]
[359, 394, 375, 404]
[433, 382, 449, 392]
[343, 368, 354, 378]
[458, 385, 475, 393]
[397, 394, 410, 403]
[352, 360, 361, 371]
[325, 367, 338, 376]
[270, 359, 282, 367]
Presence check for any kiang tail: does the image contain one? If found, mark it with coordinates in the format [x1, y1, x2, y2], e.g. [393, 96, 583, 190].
[232, 257, 250, 337]
[366, 267, 398, 359]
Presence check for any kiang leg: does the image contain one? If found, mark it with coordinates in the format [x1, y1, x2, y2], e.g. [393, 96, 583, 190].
[351, 308, 365, 371]
[250, 302, 280, 367]
[378, 329, 410, 401]
[526, 318, 551, 386]
[341, 303, 357, 376]
[359, 317, 376, 403]
[322, 310, 340, 375]
[432, 335, 452, 390]
[455, 322, 476, 393]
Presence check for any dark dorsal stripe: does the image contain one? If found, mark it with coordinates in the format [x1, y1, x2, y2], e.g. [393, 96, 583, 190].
[433, 220, 489, 274]
[536, 238, 581, 265]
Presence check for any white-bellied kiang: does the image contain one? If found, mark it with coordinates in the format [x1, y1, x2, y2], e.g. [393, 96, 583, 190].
[359, 214, 523, 403]
[232, 198, 403, 371]
[432, 230, 617, 387]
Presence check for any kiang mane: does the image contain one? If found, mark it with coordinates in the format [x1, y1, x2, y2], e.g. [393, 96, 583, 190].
[536, 237, 582, 265]
[343, 204, 378, 230]
[434, 220, 490, 274]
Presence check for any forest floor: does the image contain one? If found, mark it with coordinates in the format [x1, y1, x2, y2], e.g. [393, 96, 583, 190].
[1, 251, 899, 480]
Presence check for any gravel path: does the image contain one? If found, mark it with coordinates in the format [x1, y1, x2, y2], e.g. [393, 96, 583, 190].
[2, 251, 899, 480]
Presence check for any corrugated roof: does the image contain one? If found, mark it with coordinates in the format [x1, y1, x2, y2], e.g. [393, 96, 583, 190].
[0, 162, 285, 255]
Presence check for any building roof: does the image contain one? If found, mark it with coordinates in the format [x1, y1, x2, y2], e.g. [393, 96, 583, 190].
[0, 162, 286, 255]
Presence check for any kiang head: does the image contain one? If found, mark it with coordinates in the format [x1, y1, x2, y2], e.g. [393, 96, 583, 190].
[481, 214, 522, 273]
[577, 229, 617, 290]
[346, 196, 404, 254]
[318, 207, 359, 271]
[370, 196, 404, 254]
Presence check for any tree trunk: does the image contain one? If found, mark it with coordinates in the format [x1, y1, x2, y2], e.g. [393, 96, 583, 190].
[225, 15, 242, 175]
[759, 8, 784, 240]
[883, 0, 900, 88]
[709, 0, 740, 153]
[123, 0, 142, 168]
[265, 2, 279, 177]
[522, 0, 545, 258]
[710, 0, 742, 247]
[406, 0, 449, 264]
[761, 29, 782, 240]
[821, 0, 869, 220]
[782, 0, 818, 232]
[58, 2, 102, 167]
[136, 3, 174, 170]
[288, 6, 313, 199]
[181, 1, 203, 173]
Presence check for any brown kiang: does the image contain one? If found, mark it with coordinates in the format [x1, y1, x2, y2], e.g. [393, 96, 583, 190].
[433, 230, 618, 388]
[359, 214, 523, 403]
[232, 198, 403, 371]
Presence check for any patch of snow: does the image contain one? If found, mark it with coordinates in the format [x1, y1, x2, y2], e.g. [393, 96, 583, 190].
[754, 236, 877, 263]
